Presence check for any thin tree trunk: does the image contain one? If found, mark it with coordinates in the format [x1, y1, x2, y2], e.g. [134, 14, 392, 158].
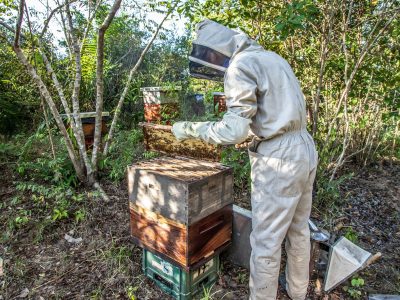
[40, 0, 76, 39]
[13, 46, 85, 181]
[92, 0, 122, 172]
[65, 3, 95, 184]
[39, 49, 72, 116]
[322, 11, 398, 152]
[103, 6, 175, 156]
[12, 0, 86, 180]
[41, 96, 56, 160]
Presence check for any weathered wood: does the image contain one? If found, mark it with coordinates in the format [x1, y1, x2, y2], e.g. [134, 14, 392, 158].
[130, 203, 187, 266]
[188, 205, 232, 265]
[213, 92, 227, 114]
[140, 122, 222, 161]
[144, 103, 179, 123]
[127, 156, 233, 225]
[129, 203, 232, 269]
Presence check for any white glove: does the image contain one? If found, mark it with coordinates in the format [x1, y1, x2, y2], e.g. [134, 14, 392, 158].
[172, 122, 191, 141]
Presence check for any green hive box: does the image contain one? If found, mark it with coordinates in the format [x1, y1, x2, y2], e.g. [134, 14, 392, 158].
[142, 249, 219, 300]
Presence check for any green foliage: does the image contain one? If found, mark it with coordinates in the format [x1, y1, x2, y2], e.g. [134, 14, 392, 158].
[314, 173, 353, 208]
[237, 272, 247, 284]
[201, 282, 215, 300]
[74, 209, 86, 223]
[52, 207, 69, 221]
[142, 151, 159, 160]
[14, 210, 30, 228]
[0, 0, 17, 15]
[15, 124, 78, 187]
[17, 156, 78, 187]
[344, 227, 359, 243]
[343, 276, 365, 299]
[98, 241, 131, 271]
[182, 0, 400, 174]
[221, 147, 250, 189]
[0, 42, 40, 136]
[126, 285, 138, 300]
[275, 0, 319, 39]
[14, 180, 85, 225]
[100, 129, 144, 182]
[0, 141, 17, 161]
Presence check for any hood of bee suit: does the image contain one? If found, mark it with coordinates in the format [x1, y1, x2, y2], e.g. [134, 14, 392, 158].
[189, 19, 262, 81]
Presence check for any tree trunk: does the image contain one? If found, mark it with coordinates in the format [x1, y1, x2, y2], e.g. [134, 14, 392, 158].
[12, 46, 86, 181]
[92, 0, 122, 172]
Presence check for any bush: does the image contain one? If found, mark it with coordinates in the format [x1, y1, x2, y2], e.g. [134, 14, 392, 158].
[221, 146, 251, 191]
[100, 129, 144, 182]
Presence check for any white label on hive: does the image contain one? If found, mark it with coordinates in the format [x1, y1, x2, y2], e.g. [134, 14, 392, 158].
[151, 260, 163, 271]
[151, 260, 174, 276]
[161, 261, 173, 276]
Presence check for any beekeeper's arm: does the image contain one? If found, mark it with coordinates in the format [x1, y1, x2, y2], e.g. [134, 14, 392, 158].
[172, 66, 257, 145]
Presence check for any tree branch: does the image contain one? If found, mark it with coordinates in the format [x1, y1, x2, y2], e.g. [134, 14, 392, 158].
[40, 0, 77, 39]
[12, 47, 85, 181]
[322, 9, 399, 153]
[14, 0, 25, 47]
[80, 0, 102, 53]
[0, 20, 15, 33]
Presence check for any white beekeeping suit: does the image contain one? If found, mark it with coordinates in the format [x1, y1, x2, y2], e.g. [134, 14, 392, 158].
[172, 19, 318, 300]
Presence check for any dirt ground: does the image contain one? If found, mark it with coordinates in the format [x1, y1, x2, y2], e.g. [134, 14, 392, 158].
[0, 160, 399, 299]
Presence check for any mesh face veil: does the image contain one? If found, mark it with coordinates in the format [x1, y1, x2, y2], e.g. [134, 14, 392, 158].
[189, 44, 231, 81]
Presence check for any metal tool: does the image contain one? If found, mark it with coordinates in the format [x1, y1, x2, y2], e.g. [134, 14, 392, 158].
[309, 219, 330, 243]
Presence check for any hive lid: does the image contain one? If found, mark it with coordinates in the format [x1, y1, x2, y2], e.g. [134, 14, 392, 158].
[60, 112, 110, 118]
[130, 156, 229, 182]
[140, 86, 182, 92]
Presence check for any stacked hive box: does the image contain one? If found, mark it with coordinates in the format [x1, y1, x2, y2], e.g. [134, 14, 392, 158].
[128, 153, 233, 298]
[140, 87, 181, 124]
[128, 156, 233, 269]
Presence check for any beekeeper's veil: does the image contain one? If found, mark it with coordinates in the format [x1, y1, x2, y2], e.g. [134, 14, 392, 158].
[189, 19, 255, 81]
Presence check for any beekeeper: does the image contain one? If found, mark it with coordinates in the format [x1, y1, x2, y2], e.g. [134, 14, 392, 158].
[172, 19, 318, 300]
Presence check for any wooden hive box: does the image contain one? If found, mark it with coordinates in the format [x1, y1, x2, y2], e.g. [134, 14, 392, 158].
[141, 87, 181, 124]
[127, 156, 233, 225]
[130, 202, 232, 269]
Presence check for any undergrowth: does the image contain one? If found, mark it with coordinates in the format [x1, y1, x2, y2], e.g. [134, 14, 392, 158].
[99, 128, 145, 182]
[221, 146, 250, 191]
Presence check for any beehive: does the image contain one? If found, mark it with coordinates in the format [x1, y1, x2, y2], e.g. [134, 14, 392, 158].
[141, 87, 181, 124]
[127, 156, 233, 225]
[61, 112, 110, 149]
[144, 103, 179, 124]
